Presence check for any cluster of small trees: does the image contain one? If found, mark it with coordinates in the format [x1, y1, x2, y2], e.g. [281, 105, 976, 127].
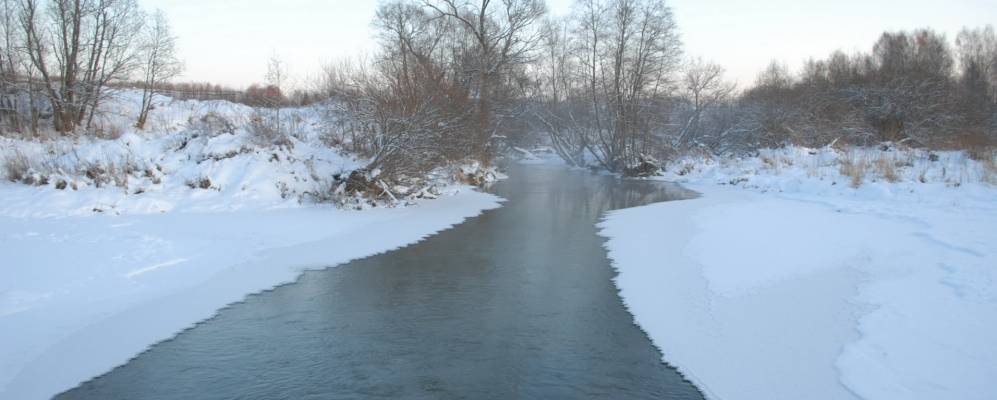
[531, 0, 682, 172]
[673, 27, 997, 159]
[321, 0, 547, 181]
[324, 0, 691, 178]
[534, 22, 997, 167]
[324, 1, 997, 178]
[0, 0, 182, 136]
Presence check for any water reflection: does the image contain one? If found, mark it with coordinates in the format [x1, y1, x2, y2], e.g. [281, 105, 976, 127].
[59, 164, 702, 400]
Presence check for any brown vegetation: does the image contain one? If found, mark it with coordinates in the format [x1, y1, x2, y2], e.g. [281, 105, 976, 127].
[839, 153, 868, 188]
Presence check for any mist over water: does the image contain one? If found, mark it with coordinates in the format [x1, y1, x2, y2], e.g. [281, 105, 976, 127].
[59, 164, 702, 400]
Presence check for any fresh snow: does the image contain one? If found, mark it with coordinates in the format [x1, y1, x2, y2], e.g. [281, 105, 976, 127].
[0, 192, 501, 400]
[0, 90, 369, 216]
[599, 146, 997, 400]
[0, 91, 504, 399]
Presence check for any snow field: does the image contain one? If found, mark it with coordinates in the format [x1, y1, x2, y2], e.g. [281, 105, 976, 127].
[600, 147, 997, 400]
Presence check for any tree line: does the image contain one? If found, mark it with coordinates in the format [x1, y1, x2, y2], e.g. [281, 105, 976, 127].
[323, 0, 995, 180]
[0, 0, 182, 135]
[725, 27, 997, 154]
[3, 0, 993, 179]
[320, 0, 687, 177]
[531, 9, 997, 169]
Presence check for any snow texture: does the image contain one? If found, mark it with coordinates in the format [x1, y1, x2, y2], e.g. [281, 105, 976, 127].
[600, 146, 997, 400]
[0, 91, 504, 399]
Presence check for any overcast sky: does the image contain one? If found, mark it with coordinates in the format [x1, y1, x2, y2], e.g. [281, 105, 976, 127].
[139, 0, 997, 89]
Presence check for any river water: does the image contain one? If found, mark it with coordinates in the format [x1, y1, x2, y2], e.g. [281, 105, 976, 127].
[59, 164, 703, 399]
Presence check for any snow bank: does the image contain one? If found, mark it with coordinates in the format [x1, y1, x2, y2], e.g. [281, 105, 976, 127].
[600, 146, 997, 400]
[0, 90, 505, 399]
[661, 146, 996, 200]
[0, 189, 502, 400]
[0, 90, 365, 217]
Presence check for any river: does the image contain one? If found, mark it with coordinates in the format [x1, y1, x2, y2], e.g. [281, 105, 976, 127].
[59, 164, 703, 400]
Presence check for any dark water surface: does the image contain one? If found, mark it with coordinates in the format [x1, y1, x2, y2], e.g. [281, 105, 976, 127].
[59, 164, 703, 400]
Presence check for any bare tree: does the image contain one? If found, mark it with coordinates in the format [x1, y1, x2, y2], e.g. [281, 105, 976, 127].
[421, 0, 547, 160]
[1, 0, 24, 133]
[264, 54, 287, 134]
[136, 9, 181, 129]
[19, 0, 143, 134]
[956, 26, 997, 138]
[568, 0, 682, 172]
[337, 1, 474, 180]
[79, 0, 145, 129]
[956, 26, 997, 99]
[530, 17, 588, 166]
[675, 58, 735, 148]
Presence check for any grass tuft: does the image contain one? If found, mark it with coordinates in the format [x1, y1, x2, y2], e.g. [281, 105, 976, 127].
[839, 152, 867, 188]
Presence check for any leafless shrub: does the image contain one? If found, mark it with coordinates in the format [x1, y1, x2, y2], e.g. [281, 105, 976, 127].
[247, 111, 293, 149]
[82, 163, 112, 188]
[190, 112, 236, 136]
[186, 177, 213, 190]
[79, 158, 139, 189]
[839, 153, 868, 188]
[325, 56, 472, 184]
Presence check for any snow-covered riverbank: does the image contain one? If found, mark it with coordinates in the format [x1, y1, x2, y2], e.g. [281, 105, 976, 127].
[0, 91, 505, 399]
[0, 188, 501, 400]
[600, 147, 997, 399]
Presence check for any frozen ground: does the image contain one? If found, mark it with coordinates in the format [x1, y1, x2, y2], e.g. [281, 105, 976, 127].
[0, 92, 503, 399]
[600, 146, 997, 399]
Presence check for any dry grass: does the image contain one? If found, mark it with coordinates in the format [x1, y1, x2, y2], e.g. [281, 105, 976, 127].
[90, 120, 125, 140]
[874, 154, 900, 183]
[761, 155, 779, 171]
[4, 147, 143, 189]
[839, 153, 867, 188]
[982, 151, 997, 186]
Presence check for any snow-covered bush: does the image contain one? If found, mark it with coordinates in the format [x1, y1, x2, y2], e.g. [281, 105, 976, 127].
[0, 89, 500, 216]
[189, 112, 236, 137]
[247, 111, 293, 149]
[2, 150, 30, 183]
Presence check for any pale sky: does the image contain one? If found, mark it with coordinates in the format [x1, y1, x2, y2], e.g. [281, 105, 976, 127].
[139, 0, 997, 89]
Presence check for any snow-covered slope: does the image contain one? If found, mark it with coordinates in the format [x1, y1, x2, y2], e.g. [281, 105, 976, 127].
[599, 146, 997, 400]
[0, 90, 370, 217]
[0, 92, 505, 399]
